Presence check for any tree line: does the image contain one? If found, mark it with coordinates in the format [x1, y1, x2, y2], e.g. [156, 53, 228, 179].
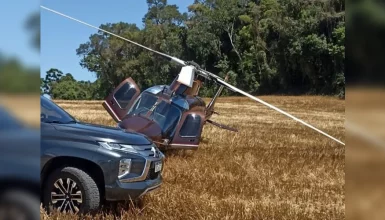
[0, 12, 40, 94]
[0, 55, 39, 94]
[43, 0, 346, 100]
[40, 68, 103, 100]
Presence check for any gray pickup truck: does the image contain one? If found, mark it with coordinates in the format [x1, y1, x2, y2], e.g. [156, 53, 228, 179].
[0, 107, 40, 220]
[40, 95, 165, 214]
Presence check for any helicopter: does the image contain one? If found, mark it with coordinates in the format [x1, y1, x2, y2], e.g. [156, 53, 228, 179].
[102, 69, 236, 150]
[40, 6, 345, 150]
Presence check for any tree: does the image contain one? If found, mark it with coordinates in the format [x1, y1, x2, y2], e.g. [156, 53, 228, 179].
[0, 11, 40, 94]
[77, 0, 187, 96]
[143, 0, 186, 25]
[40, 78, 45, 94]
[42, 68, 64, 97]
[60, 73, 76, 82]
[40, 69, 103, 100]
[75, 0, 345, 99]
[25, 12, 40, 52]
[0, 56, 39, 94]
[76, 22, 144, 94]
[51, 80, 81, 100]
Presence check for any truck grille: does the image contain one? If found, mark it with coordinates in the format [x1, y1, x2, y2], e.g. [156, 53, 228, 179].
[133, 144, 161, 158]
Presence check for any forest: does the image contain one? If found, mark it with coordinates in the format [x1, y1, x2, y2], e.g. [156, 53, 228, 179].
[40, 0, 347, 100]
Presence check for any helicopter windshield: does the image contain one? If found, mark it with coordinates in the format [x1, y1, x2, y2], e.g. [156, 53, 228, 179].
[128, 92, 182, 135]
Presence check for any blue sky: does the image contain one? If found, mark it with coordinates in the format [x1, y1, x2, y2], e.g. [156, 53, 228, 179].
[41, 0, 192, 82]
[0, 1, 40, 67]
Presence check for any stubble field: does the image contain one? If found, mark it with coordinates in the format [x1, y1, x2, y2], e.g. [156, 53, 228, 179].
[41, 96, 345, 220]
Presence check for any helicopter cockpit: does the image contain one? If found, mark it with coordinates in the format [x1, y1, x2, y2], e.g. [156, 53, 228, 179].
[127, 91, 184, 137]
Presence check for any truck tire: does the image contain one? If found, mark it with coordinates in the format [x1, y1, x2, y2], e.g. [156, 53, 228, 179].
[0, 189, 40, 220]
[43, 166, 100, 214]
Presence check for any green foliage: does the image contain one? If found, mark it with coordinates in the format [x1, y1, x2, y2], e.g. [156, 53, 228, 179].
[25, 12, 40, 52]
[346, 0, 385, 85]
[0, 55, 39, 94]
[0, 12, 40, 95]
[42, 68, 64, 96]
[41, 68, 98, 100]
[70, 0, 345, 99]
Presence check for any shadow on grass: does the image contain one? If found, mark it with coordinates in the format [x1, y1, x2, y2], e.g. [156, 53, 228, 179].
[162, 149, 196, 159]
[101, 198, 145, 216]
[40, 197, 146, 219]
[158, 137, 212, 159]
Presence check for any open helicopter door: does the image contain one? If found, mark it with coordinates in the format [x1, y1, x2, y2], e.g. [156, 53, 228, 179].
[102, 77, 141, 122]
[168, 110, 206, 150]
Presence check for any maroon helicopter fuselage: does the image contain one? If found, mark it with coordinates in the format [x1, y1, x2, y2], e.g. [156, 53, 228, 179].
[103, 77, 212, 150]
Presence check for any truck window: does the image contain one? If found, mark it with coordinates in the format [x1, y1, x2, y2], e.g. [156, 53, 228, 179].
[179, 114, 201, 137]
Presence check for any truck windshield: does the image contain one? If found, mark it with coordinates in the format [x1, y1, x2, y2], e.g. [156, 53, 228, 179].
[128, 92, 182, 135]
[0, 107, 23, 130]
[41, 96, 76, 124]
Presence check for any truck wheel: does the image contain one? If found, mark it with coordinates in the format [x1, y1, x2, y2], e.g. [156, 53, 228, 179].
[0, 189, 40, 220]
[43, 167, 100, 214]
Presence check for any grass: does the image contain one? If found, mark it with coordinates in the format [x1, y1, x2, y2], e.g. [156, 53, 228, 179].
[41, 95, 345, 220]
[0, 93, 40, 128]
[345, 87, 385, 220]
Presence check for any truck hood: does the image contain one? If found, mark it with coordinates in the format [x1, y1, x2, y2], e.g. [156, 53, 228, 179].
[0, 128, 40, 182]
[53, 122, 152, 145]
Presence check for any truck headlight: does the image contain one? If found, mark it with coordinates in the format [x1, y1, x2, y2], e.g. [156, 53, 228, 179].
[118, 159, 131, 178]
[99, 142, 138, 154]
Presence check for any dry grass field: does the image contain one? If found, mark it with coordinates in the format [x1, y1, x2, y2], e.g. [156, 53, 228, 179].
[0, 94, 40, 127]
[346, 88, 385, 220]
[41, 95, 345, 220]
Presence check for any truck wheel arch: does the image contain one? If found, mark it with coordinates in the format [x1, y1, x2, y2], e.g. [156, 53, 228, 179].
[40, 156, 105, 201]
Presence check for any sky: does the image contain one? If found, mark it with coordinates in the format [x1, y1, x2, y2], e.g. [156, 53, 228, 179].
[0, 1, 40, 67]
[40, 0, 192, 82]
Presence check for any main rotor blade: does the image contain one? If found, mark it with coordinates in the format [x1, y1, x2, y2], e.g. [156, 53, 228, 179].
[40, 5, 186, 66]
[216, 78, 345, 146]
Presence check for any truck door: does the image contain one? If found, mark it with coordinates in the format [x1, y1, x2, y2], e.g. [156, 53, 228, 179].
[102, 77, 140, 122]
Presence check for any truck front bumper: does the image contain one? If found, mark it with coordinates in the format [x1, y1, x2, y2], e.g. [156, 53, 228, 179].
[105, 175, 162, 201]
